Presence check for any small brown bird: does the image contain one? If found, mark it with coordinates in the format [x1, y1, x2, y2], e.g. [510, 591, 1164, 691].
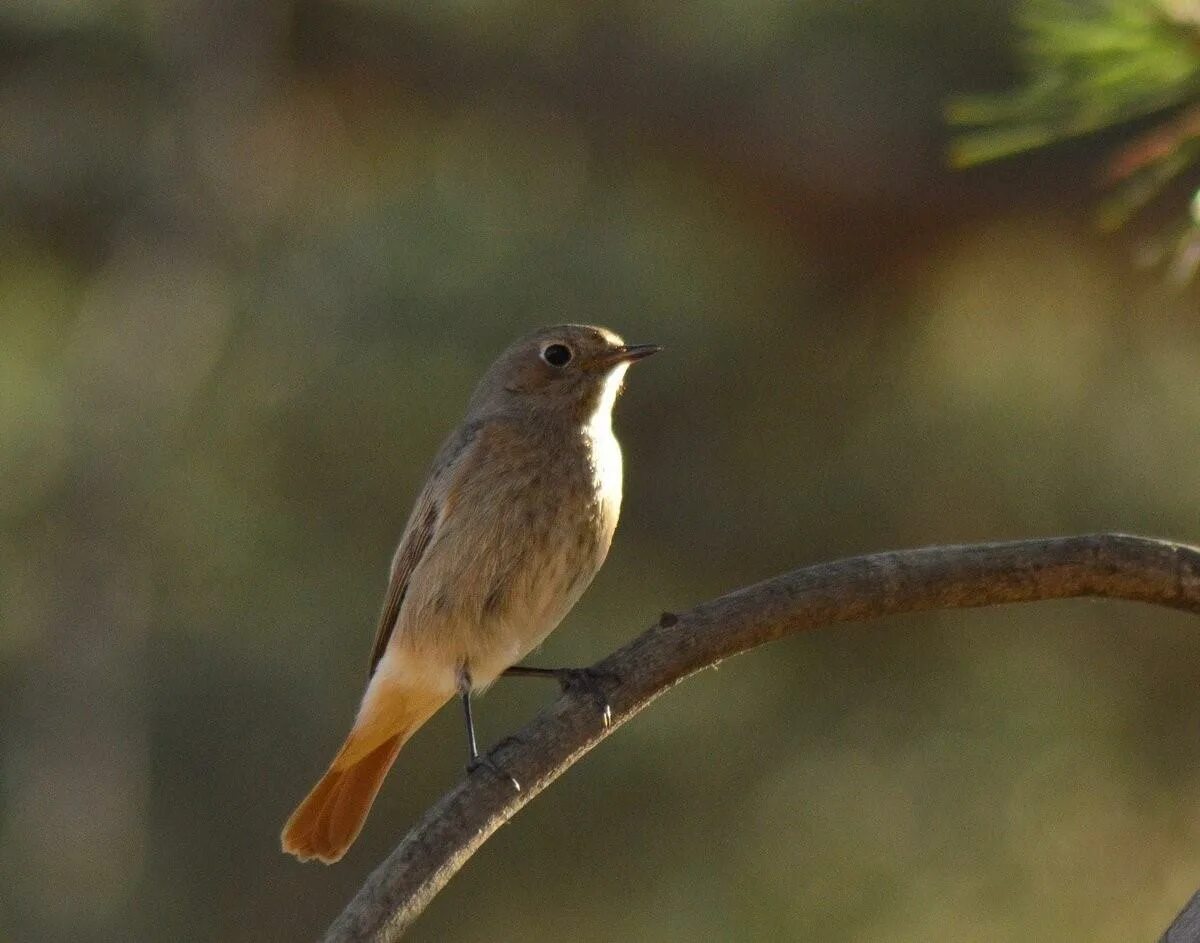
[281, 324, 659, 863]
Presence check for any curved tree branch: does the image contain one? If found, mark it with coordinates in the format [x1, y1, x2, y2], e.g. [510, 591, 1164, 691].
[324, 533, 1200, 942]
[1162, 889, 1200, 942]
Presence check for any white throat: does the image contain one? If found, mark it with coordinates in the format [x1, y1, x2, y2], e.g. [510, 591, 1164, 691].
[591, 363, 628, 432]
[584, 364, 628, 506]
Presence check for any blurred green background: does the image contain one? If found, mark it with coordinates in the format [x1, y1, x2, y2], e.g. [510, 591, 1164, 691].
[3, 1, 1200, 940]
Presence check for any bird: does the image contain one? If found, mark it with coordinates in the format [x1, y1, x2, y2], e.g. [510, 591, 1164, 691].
[281, 324, 660, 863]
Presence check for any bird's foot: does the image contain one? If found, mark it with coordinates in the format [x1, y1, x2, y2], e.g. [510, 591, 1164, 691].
[554, 667, 619, 728]
[467, 752, 521, 792]
[502, 663, 620, 727]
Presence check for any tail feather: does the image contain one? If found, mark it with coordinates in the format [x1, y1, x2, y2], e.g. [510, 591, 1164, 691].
[282, 734, 404, 864]
[281, 679, 447, 864]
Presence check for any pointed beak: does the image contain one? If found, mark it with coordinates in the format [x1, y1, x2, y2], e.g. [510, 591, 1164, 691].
[600, 343, 662, 367]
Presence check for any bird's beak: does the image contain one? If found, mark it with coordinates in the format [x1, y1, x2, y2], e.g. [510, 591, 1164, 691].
[599, 343, 662, 367]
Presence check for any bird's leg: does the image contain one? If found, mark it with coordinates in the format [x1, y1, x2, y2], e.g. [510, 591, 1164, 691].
[459, 685, 481, 768]
[502, 665, 568, 682]
[502, 664, 618, 728]
[459, 666, 521, 791]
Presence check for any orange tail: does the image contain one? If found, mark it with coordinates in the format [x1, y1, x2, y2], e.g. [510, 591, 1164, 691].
[281, 679, 447, 864]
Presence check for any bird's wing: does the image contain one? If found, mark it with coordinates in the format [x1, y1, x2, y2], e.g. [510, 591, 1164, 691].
[365, 422, 484, 678]
[366, 491, 438, 678]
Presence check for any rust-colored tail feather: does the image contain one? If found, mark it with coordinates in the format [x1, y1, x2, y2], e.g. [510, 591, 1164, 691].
[281, 682, 445, 864]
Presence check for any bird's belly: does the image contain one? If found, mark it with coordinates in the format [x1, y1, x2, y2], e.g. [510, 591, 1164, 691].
[458, 542, 604, 688]
[399, 509, 612, 690]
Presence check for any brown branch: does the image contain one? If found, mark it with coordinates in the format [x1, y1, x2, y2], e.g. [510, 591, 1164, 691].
[324, 533, 1200, 942]
[1162, 889, 1200, 942]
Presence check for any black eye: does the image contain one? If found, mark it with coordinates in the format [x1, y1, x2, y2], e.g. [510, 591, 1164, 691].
[541, 343, 573, 367]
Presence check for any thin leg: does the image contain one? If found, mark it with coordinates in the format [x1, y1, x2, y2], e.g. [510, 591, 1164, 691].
[459, 665, 521, 791]
[460, 687, 481, 767]
[501, 664, 618, 728]
[503, 665, 565, 681]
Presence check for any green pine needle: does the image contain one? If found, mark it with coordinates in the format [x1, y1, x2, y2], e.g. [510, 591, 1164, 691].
[949, 0, 1200, 278]
[949, 0, 1200, 166]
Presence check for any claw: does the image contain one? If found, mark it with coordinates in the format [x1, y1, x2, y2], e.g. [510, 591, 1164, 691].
[467, 754, 521, 792]
[556, 667, 618, 728]
[502, 664, 619, 728]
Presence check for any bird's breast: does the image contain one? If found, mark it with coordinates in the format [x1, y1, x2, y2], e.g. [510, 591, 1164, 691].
[584, 415, 624, 530]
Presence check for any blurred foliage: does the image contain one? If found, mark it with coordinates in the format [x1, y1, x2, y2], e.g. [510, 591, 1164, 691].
[949, 0, 1200, 165]
[949, 0, 1200, 279]
[1, 1, 1200, 942]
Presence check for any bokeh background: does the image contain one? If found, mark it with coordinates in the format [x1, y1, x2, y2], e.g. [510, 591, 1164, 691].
[3, 1, 1200, 940]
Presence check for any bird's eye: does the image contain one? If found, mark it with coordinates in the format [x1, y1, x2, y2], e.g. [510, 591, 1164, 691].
[541, 343, 573, 367]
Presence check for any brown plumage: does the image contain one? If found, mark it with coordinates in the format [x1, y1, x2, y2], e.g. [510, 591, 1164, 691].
[281, 325, 659, 863]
